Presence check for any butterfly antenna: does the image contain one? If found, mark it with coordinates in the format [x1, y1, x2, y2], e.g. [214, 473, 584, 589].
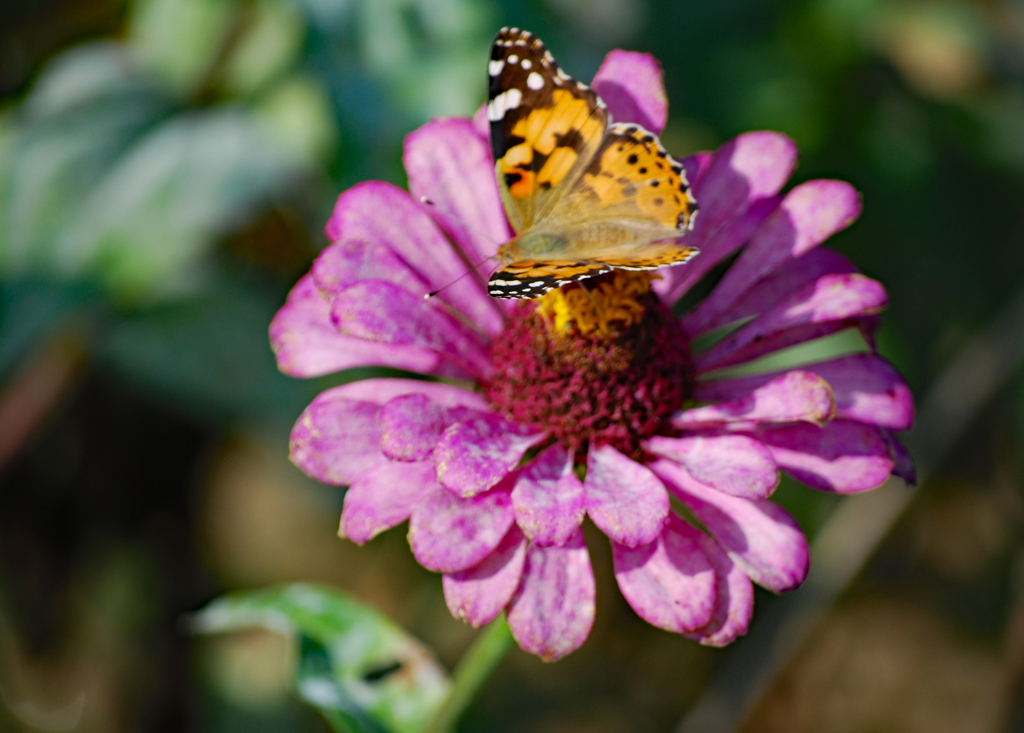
[420, 197, 505, 299]
[420, 197, 501, 247]
[425, 256, 499, 299]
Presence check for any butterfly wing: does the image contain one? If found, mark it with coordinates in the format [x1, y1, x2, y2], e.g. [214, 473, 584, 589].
[487, 260, 612, 299]
[535, 122, 699, 258]
[488, 28, 609, 233]
[489, 123, 701, 300]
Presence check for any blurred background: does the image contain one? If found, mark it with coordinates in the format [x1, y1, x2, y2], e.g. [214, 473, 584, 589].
[1, 0, 1024, 730]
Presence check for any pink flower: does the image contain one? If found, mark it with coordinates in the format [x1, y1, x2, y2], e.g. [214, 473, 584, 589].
[271, 50, 915, 661]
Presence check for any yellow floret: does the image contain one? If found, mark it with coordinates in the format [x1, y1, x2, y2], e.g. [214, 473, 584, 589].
[536, 271, 656, 337]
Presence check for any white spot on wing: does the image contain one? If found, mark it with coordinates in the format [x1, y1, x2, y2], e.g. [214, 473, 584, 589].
[521, 59, 532, 70]
[487, 98, 502, 121]
[508, 54, 519, 65]
[527, 72, 544, 90]
[487, 89, 522, 121]
[489, 59, 505, 76]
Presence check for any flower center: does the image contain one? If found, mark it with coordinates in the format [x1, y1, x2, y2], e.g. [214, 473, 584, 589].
[484, 271, 691, 458]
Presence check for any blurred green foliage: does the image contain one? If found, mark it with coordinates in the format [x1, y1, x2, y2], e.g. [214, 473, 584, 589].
[193, 584, 452, 733]
[3, 0, 1024, 730]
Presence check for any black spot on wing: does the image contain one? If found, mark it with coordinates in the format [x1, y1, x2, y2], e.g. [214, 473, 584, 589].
[554, 127, 588, 153]
[527, 151, 550, 173]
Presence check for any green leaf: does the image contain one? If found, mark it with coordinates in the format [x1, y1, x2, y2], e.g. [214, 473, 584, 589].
[0, 279, 97, 378]
[295, 636, 389, 733]
[129, 0, 235, 95]
[47, 107, 301, 300]
[192, 584, 452, 733]
[0, 44, 173, 276]
[100, 273, 320, 423]
[222, 0, 307, 98]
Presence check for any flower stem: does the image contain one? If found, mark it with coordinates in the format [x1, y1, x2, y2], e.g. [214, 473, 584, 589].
[421, 615, 513, 733]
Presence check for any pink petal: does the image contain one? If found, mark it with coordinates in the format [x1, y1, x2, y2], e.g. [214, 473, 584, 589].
[695, 317, 879, 375]
[311, 238, 430, 297]
[404, 118, 511, 287]
[685, 532, 754, 646]
[685, 180, 862, 334]
[289, 393, 382, 485]
[291, 380, 472, 486]
[675, 371, 835, 428]
[694, 354, 912, 430]
[332, 379, 489, 408]
[612, 514, 717, 633]
[659, 132, 799, 304]
[324, 180, 499, 334]
[584, 445, 669, 547]
[753, 418, 895, 493]
[683, 150, 715, 187]
[885, 432, 916, 485]
[764, 180, 862, 258]
[471, 103, 490, 138]
[511, 444, 586, 546]
[646, 434, 779, 499]
[270, 275, 461, 379]
[591, 50, 668, 133]
[331, 280, 491, 378]
[408, 485, 515, 573]
[340, 460, 439, 544]
[443, 524, 527, 628]
[379, 394, 487, 462]
[696, 274, 887, 371]
[657, 197, 780, 306]
[687, 247, 858, 336]
[805, 354, 914, 431]
[652, 459, 809, 593]
[506, 530, 595, 662]
[434, 415, 547, 497]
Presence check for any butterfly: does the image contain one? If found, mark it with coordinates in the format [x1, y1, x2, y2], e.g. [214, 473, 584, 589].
[485, 27, 699, 300]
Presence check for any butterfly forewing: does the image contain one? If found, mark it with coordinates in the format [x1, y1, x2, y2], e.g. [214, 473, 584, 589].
[488, 28, 609, 233]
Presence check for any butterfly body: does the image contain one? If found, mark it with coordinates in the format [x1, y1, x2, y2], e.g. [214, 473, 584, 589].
[486, 28, 699, 300]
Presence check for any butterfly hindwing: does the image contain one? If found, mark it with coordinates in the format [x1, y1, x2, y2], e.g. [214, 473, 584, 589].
[598, 245, 699, 270]
[488, 28, 609, 233]
[487, 260, 611, 299]
[548, 122, 699, 235]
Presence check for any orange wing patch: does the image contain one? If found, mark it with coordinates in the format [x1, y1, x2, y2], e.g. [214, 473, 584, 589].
[579, 123, 698, 232]
[488, 28, 608, 231]
[599, 245, 699, 270]
[498, 89, 606, 198]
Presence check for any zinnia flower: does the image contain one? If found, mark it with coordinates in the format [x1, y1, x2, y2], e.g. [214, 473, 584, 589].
[271, 50, 915, 661]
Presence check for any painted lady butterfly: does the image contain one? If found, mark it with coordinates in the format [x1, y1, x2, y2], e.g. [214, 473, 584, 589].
[486, 27, 699, 299]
